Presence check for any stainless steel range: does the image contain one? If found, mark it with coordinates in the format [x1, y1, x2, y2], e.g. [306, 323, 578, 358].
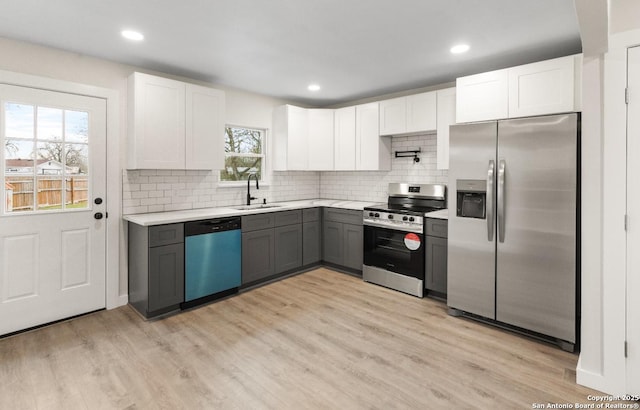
[363, 183, 447, 297]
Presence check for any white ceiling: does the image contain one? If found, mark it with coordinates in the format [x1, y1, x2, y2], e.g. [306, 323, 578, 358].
[0, 0, 582, 107]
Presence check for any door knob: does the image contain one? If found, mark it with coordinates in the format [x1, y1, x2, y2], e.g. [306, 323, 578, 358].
[94, 198, 103, 205]
[94, 212, 103, 220]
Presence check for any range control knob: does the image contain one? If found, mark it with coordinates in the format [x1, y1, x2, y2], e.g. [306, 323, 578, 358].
[368, 212, 374, 217]
[374, 213, 380, 218]
[402, 216, 408, 221]
[388, 215, 394, 220]
[409, 217, 415, 222]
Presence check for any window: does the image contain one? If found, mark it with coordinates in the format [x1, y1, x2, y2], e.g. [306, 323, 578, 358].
[220, 126, 265, 182]
[3, 102, 90, 213]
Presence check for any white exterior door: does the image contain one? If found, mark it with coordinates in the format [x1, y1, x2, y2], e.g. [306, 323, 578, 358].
[0, 84, 107, 336]
[627, 45, 640, 395]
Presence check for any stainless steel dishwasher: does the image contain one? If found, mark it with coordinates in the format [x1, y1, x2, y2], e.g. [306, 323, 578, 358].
[182, 217, 241, 309]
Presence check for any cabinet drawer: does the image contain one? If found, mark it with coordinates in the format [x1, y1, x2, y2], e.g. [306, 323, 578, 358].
[274, 210, 302, 227]
[426, 218, 448, 238]
[242, 213, 275, 232]
[149, 223, 184, 247]
[323, 208, 362, 225]
[302, 207, 321, 223]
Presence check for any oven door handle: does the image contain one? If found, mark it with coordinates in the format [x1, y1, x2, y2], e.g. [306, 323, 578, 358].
[363, 220, 423, 234]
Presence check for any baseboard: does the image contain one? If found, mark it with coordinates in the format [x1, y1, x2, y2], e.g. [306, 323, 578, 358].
[107, 295, 129, 310]
[576, 355, 621, 395]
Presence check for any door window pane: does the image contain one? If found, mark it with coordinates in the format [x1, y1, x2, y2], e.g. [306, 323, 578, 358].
[65, 110, 88, 143]
[37, 107, 63, 141]
[64, 143, 89, 209]
[36, 176, 63, 210]
[64, 143, 88, 174]
[5, 139, 35, 212]
[5, 103, 34, 139]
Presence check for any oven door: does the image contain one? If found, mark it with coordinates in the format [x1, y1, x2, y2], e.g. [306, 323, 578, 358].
[363, 225, 425, 279]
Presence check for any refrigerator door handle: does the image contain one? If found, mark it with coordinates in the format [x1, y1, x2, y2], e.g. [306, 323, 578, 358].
[498, 159, 506, 243]
[487, 160, 495, 241]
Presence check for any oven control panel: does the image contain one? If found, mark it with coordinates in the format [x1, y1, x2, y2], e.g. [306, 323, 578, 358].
[363, 210, 424, 233]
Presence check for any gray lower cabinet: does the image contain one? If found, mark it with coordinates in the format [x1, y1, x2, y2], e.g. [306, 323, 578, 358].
[303, 221, 322, 265]
[302, 208, 322, 265]
[148, 243, 185, 312]
[425, 218, 448, 297]
[322, 208, 363, 272]
[242, 210, 303, 286]
[343, 224, 363, 271]
[129, 222, 185, 318]
[275, 224, 303, 273]
[242, 228, 275, 284]
[322, 220, 343, 265]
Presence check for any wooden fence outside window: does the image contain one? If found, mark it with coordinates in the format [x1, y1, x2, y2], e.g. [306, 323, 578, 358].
[5, 176, 88, 211]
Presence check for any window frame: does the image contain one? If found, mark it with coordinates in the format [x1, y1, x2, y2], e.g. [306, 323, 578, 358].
[218, 124, 268, 187]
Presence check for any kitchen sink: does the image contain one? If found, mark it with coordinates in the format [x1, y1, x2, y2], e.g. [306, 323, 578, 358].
[231, 204, 282, 211]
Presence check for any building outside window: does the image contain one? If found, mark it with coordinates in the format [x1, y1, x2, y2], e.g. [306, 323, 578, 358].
[220, 126, 265, 183]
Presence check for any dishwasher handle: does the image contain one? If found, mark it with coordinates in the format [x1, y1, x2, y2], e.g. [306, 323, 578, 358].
[185, 217, 241, 236]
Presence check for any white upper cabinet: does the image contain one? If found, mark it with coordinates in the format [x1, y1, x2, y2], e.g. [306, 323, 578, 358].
[406, 92, 437, 133]
[508, 55, 581, 118]
[272, 103, 390, 172]
[308, 109, 335, 171]
[273, 105, 335, 171]
[356, 102, 390, 171]
[456, 54, 582, 123]
[436, 87, 456, 170]
[379, 96, 406, 136]
[456, 69, 509, 123]
[379, 91, 437, 136]
[334, 106, 357, 171]
[185, 84, 225, 170]
[128, 73, 186, 169]
[272, 105, 309, 171]
[128, 72, 225, 170]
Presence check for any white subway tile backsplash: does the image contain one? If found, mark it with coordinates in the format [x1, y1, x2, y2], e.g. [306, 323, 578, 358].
[319, 133, 448, 202]
[123, 205, 148, 215]
[140, 198, 158, 206]
[122, 168, 320, 215]
[131, 191, 149, 199]
[122, 199, 141, 208]
[121, 134, 447, 215]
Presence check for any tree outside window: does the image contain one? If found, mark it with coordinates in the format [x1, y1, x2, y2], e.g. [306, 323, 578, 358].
[220, 126, 265, 182]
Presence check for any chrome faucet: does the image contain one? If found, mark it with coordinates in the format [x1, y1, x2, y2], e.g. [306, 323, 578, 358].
[246, 173, 259, 205]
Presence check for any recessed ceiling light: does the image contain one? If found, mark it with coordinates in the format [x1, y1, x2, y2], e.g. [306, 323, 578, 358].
[121, 30, 144, 41]
[307, 84, 321, 92]
[450, 44, 470, 54]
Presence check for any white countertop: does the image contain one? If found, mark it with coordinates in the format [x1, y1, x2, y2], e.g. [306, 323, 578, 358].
[123, 199, 382, 226]
[425, 209, 448, 220]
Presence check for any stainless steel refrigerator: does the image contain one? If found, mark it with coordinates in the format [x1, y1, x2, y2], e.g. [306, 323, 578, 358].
[447, 113, 579, 351]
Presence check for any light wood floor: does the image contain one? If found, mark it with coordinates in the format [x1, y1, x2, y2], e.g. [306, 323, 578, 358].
[0, 268, 606, 409]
